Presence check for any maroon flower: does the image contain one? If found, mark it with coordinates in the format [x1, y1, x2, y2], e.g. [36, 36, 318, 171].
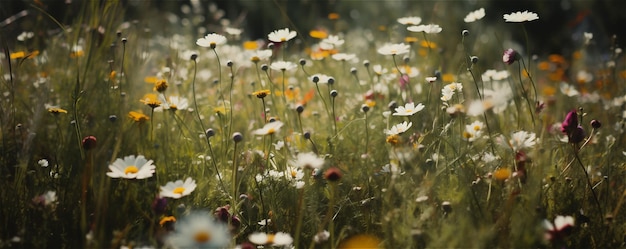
[502, 48, 519, 65]
[561, 110, 585, 143]
[82, 136, 97, 150]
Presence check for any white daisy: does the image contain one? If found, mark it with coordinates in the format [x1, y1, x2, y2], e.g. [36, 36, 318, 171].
[106, 155, 156, 179]
[268, 28, 297, 42]
[385, 121, 413, 135]
[249, 232, 293, 246]
[407, 24, 442, 34]
[292, 152, 325, 170]
[249, 49, 273, 62]
[160, 177, 197, 199]
[393, 102, 425, 116]
[270, 60, 297, 71]
[464, 8, 485, 23]
[508, 131, 537, 151]
[560, 82, 580, 97]
[38, 159, 49, 167]
[331, 53, 357, 62]
[319, 35, 344, 50]
[252, 121, 284, 136]
[196, 33, 227, 48]
[397, 16, 422, 26]
[377, 43, 411, 56]
[166, 211, 230, 249]
[503, 10, 539, 22]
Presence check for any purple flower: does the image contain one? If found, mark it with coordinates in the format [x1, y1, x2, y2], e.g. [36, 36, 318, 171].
[561, 110, 585, 143]
[502, 48, 519, 65]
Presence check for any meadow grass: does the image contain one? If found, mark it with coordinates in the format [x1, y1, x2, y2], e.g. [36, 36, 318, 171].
[1, 1, 626, 248]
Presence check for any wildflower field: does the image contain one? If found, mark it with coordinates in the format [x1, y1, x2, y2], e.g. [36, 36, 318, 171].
[2, 1, 626, 248]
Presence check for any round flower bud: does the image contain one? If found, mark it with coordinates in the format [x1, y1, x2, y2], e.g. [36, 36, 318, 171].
[312, 76, 320, 83]
[232, 132, 243, 142]
[82, 136, 97, 150]
[226, 60, 234, 67]
[590, 119, 601, 129]
[350, 67, 357, 74]
[296, 105, 304, 113]
[363, 60, 370, 67]
[502, 48, 519, 65]
[261, 64, 268, 71]
[470, 56, 479, 64]
[328, 77, 335, 85]
[462, 30, 469, 37]
[108, 115, 117, 122]
[190, 53, 198, 61]
[299, 59, 306, 66]
[206, 128, 215, 138]
[330, 90, 338, 98]
[324, 167, 343, 182]
[361, 104, 370, 113]
[403, 56, 410, 64]
[303, 131, 311, 139]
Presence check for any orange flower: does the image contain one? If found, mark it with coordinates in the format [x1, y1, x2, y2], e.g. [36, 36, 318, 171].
[243, 41, 259, 50]
[128, 111, 150, 122]
[493, 168, 512, 181]
[10, 51, 25, 59]
[309, 29, 328, 39]
[328, 13, 340, 20]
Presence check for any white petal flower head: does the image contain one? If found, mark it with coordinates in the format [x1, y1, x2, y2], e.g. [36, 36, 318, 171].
[270, 60, 297, 71]
[166, 211, 230, 249]
[250, 49, 273, 62]
[320, 35, 345, 50]
[160, 177, 197, 199]
[464, 8, 485, 23]
[38, 159, 49, 167]
[249, 232, 293, 246]
[393, 102, 425, 116]
[560, 82, 580, 97]
[268, 28, 297, 43]
[253, 121, 284, 135]
[107, 155, 156, 179]
[293, 152, 325, 169]
[331, 53, 357, 62]
[503, 10, 539, 22]
[385, 121, 413, 135]
[377, 43, 410, 56]
[509, 131, 537, 151]
[407, 24, 442, 34]
[397, 16, 422, 26]
[196, 33, 227, 48]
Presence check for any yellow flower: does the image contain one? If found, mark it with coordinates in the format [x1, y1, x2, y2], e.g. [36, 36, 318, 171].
[140, 94, 161, 108]
[442, 73, 455, 83]
[128, 111, 150, 122]
[338, 234, 381, 249]
[243, 40, 259, 50]
[404, 36, 419, 43]
[493, 168, 512, 181]
[365, 100, 376, 108]
[144, 76, 158, 84]
[420, 40, 437, 49]
[47, 107, 68, 114]
[214, 106, 228, 115]
[109, 71, 117, 81]
[252, 89, 270, 99]
[10, 51, 25, 59]
[70, 50, 84, 58]
[309, 30, 328, 39]
[386, 134, 400, 145]
[328, 13, 340, 20]
[159, 216, 177, 227]
[154, 79, 168, 92]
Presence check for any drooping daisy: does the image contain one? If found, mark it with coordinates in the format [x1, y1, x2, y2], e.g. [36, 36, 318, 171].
[464, 8, 485, 23]
[196, 33, 228, 48]
[397, 16, 422, 26]
[543, 215, 575, 242]
[392, 102, 425, 116]
[377, 43, 410, 56]
[253, 121, 284, 136]
[503, 10, 539, 22]
[270, 60, 297, 71]
[292, 152, 325, 170]
[268, 28, 297, 43]
[249, 232, 293, 246]
[407, 24, 442, 34]
[166, 211, 230, 249]
[106, 155, 156, 179]
[160, 177, 197, 199]
[384, 121, 413, 135]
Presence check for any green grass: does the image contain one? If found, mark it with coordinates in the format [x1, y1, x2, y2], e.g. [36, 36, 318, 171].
[1, 1, 625, 248]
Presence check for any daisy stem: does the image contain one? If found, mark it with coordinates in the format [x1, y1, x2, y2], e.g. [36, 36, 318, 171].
[314, 83, 331, 132]
[331, 91, 338, 137]
[516, 61, 535, 126]
[572, 144, 604, 219]
[364, 112, 369, 156]
[294, 169, 310, 247]
[230, 140, 240, 232]
[192, 58, 227, 194]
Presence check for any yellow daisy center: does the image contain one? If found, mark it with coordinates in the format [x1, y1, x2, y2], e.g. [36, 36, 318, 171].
[267, 128, 276, 134]
[473, 125, 481, 131]
[280, 38, 286, 42]
[194, 230, 212, 243]
[267, 234, 276, 244]
[124, 166, 139, 174]
[173, 187, 186, 195]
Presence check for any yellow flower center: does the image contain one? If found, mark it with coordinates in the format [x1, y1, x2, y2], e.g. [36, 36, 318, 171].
[124, 166, 139, 174]
[473, 125, 481, 131]
[267, 128, 276, 134]
[290, 170, 297, 178]
[267, 234, 276, 244]
[173, 187, 186, 195]
[194, 230, 212, 243]
[280, 38, 286, 42]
